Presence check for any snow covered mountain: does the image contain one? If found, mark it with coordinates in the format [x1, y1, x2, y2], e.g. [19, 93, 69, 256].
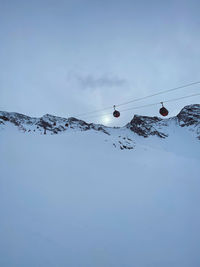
[0, 104, 200, 149]
[0, 104, 200, 267]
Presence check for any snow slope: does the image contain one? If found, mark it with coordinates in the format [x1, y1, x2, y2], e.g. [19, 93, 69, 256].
[0, 105, 200, 267]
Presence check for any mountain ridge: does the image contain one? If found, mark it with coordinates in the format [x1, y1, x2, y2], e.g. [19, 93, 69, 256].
[0, 104, 200, 149]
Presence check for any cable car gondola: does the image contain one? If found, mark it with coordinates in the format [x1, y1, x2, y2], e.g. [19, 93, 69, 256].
[159, 102, 169, 117]
[113, 105, 120, 118]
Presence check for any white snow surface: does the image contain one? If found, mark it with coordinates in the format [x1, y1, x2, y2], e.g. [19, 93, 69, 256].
[0, 117, 200, 266]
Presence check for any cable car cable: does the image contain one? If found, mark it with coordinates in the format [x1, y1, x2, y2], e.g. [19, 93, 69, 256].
[119, 93, 200, 113]
[73, 80, 200, 118]
[116, 80, 200, 108]
[79, 92, 200, 120]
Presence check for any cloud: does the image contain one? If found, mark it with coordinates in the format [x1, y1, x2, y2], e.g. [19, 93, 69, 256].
[67, 72, 127, 90]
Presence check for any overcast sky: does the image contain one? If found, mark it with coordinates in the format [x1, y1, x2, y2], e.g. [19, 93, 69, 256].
[0, 0, 200, 125]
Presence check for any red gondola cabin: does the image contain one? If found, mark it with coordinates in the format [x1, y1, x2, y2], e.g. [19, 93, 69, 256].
[159, 102, 169, 116]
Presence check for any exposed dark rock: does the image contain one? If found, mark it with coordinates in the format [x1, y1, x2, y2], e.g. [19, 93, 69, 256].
[96, 126, 110, 135]
[127, 115, 168, 138]
[0, 116, 9, 121]
[37, 119, 52, 129]
[177, 104, 200, 127]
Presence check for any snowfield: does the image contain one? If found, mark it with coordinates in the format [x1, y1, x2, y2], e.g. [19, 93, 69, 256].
[0, 106, 200, 267]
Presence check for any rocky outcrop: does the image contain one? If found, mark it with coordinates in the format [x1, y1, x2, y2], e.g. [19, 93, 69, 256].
[126, 115, 168, 138]
[176, 104, 200, 139]
[125, 104, 200, 139]
[177, 104, 200, 127]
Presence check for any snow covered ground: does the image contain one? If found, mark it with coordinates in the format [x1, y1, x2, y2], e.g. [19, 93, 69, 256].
[0, 125, 200, 267]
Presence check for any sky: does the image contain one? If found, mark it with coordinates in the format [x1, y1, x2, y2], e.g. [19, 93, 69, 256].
[0, 0, 200, 126]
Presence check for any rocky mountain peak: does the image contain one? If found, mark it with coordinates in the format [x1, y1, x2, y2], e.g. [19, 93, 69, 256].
[125, 104, 200, 139]
[126, 114, 168, 138]
[177, 104, 200, 127]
